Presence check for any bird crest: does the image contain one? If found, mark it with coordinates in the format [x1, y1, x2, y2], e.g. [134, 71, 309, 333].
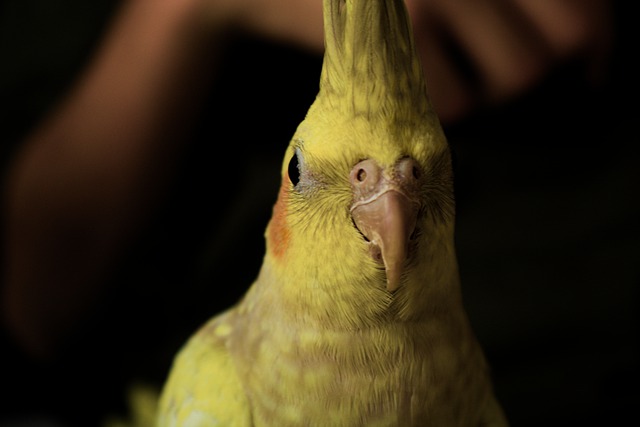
[316, 0, 434, 122]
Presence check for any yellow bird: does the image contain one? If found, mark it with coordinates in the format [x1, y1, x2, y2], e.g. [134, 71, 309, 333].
[157, 0, 509, 425]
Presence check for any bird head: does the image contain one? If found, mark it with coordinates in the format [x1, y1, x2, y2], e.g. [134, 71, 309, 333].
[263, 0, 456, 323]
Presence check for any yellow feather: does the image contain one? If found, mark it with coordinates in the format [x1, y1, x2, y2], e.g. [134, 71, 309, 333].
[158, 312, 251, 426]
[103, 383, 159, 427]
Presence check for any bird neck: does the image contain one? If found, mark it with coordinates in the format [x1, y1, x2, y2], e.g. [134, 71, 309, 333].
[240, 252, 466, 333]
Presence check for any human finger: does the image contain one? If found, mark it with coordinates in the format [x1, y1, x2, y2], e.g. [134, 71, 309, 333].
[511, 0, 614, 79]
[416, 28, 477, 123]
[430, 0, 551, 103]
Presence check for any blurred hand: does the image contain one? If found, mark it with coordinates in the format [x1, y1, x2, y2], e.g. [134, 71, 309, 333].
[406, 0, 614, 122]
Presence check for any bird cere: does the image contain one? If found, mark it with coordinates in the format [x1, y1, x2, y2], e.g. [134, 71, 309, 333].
[157, 0, 509, 425]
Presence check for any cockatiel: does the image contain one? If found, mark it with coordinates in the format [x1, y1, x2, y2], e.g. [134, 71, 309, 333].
[157, 0, 508, 425]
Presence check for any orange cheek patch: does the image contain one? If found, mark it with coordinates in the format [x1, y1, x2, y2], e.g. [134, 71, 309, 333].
[268, 179, 291, 259]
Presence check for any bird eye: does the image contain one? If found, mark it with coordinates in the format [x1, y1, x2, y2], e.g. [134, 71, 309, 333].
[288, 150, 301, 187]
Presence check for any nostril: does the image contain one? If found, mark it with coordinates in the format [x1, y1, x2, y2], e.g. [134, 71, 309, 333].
[396, 157, 421, 182]
[412, 166, 420, 180]
[350, 159, 380, 188]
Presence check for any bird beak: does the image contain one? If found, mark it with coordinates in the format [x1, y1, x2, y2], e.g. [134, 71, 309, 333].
[350, 158, 421, 292]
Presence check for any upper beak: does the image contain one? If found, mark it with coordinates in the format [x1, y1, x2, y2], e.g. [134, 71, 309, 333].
[350, 158, 421, 292]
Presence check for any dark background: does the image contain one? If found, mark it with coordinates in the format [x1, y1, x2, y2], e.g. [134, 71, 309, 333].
[1, 1, 638, 426]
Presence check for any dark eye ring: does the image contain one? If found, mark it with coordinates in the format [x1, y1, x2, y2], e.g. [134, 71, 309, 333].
[288, 150, 301, 187]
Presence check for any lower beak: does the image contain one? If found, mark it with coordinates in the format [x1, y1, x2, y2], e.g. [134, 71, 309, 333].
[351, 189, 418, 292]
